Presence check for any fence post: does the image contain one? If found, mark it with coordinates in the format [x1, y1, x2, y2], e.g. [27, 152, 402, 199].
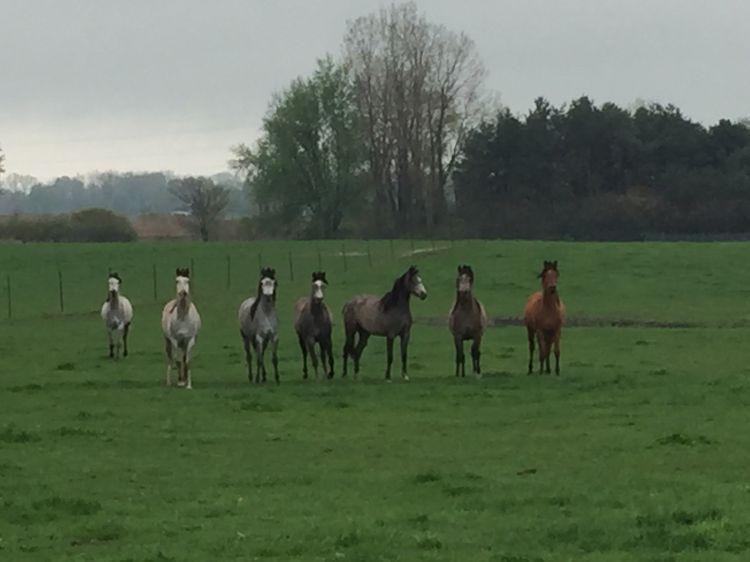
[226, 255, 232, 289]
[288, 251, 294, 281]
[389, 239, 395, 260]
[366, 240, 372, 267]
[341, 243, 348, 272]
[57, 269, 64, 313]
[190, 258, 195, 294]
[6, 275, 11, 319]
[410, 238, 415, 253]
[152, 264, 158, 301]
[317, 247, 322, 270]
[258, 252, 263, 273]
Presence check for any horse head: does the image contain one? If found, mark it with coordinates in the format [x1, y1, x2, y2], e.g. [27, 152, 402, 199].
[456, 264, 474, 293]
[311, 271, 328, 302]
[259, 267, 277, 299]
[406, 265, 427, 300]
[175, 268, 190, 298]
[107, 272, 122, 297]
[539, 260, 559, 295]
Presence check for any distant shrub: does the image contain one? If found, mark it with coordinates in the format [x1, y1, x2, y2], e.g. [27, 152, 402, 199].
[68, 208, 137, 242]
[0, 209, 137, 242]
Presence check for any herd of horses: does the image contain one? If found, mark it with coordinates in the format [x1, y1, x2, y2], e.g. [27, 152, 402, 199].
[100, 260, 565, 388]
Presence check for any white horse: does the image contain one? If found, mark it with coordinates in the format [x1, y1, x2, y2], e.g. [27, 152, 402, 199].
[239, 267, 280, 384]
[161, 268, 201, 389]
[100, 272, 133, 359]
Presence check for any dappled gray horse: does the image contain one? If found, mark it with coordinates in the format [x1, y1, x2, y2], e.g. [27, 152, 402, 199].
[161, 268, 201, 389]
[448, 265, 488, 377]
[239, 267, 280, 384]
[342, 266, 427, 381]
[294, 271, 334, 380]
[100, 272, 133, 360]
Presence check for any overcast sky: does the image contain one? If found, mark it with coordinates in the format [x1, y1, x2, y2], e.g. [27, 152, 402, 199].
[1, 0, 748, 180]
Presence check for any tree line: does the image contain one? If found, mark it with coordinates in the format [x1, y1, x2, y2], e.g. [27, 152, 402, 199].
[232, 2, 750, 240]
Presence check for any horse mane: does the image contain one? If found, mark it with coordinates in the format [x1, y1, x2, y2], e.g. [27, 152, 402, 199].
[108, 271, 122, 283]
[379, 266, 417, 311]
[250, 267, 277, 320]
[176, 267, 190, 278]
[312, 271, 327, 284]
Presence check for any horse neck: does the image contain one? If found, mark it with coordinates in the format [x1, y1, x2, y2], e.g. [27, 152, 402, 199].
[258, 293, 276, 315]
[455, 289, 474, 308]
[108, 293, 119, 308]
[176, 295, 191, 318]
[542, 291, 560, 308]
[310, 298, 325, 318]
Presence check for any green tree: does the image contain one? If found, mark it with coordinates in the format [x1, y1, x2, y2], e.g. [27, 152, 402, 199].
[232, 57, 363, 237]
[168, 177, 229, 241]
[0, 145, 5, 176]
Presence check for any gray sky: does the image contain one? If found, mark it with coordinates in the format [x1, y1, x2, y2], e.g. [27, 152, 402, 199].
[2, 0, 748, 180]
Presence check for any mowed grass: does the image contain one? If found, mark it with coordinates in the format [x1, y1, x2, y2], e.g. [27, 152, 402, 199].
[2, 240, 750, 561]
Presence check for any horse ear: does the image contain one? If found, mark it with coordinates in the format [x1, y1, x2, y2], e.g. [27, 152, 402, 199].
[552, 260, 558, 270]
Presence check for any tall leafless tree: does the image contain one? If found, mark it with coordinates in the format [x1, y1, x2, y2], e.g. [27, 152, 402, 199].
[169, 177, 229, 241]
[344, 1, 486, 232]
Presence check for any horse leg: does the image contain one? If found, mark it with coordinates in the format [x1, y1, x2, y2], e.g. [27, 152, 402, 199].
[242, 332, 253, 383]
[526, 326, 535, 375]
[400, 330, 410, 381]
[544, 334, 552, 374]
[554, 332, 561, 376]
[325, 338, 335, 379]
[307, 339, 319, 381]
[385, 336, 394, 381]
[123, 323, 130, 357]
[342, 327, 355, 377]
[108, 330, 114, 359]
[537, 333, 545, 375]
[298, 334, 309, 379]
[453, 335, 463, 377]
[254, 337, 264, 384]
[164, 338, 173, 386]
[185, 341, 195, 390]
[353, 330, 370, 375]
[471, 335, 482, 377]
[272, 337, 280, 385]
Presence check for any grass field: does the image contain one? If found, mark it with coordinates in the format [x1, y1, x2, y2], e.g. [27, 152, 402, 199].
[2, 240, 750, 561]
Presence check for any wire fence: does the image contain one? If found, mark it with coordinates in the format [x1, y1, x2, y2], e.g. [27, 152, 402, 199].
[0, 239, 459, 321]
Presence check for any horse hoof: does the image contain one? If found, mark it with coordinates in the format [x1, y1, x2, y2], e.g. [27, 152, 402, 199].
[385, 378, 392, 384]
[403, 375, 410, 382]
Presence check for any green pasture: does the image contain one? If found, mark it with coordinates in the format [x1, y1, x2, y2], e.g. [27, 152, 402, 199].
[1, 240, 750, 561]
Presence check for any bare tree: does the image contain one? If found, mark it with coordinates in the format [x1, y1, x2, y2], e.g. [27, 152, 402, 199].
[169, 177, 229, 241]
[344, 1, 486, 232]
[0, 146, 5, 176]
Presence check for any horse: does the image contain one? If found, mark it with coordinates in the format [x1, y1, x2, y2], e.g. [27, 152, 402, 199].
[294, 271, 334, 381]
[448, 265, 488, 377]
[239, 267, 280, 384]
[523, 260, 565, 375]
[342, 265, 427, 381]
[161, 268, 201, 389]
[100, 272, 133, 360]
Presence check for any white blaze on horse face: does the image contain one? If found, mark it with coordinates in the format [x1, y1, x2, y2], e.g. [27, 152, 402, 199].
[261, 277, 275, 297]
[412, 275, 427, 300]
[176, 276, 190, 297]
[457, 275, 472, 293]
[312, 280, 325, 301]
[108, 277, 120, 294]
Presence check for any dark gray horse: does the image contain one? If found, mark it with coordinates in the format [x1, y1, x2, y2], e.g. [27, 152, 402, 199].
[342, 266, 427, 381]
[448, 265, 488, 377]
[294, 271, 334, 380]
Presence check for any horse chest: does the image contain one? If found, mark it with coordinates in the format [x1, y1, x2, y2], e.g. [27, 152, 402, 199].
[255, 314, 277, 337]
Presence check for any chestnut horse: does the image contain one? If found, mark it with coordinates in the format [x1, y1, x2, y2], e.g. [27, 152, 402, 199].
[523, 260, 565, 375]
